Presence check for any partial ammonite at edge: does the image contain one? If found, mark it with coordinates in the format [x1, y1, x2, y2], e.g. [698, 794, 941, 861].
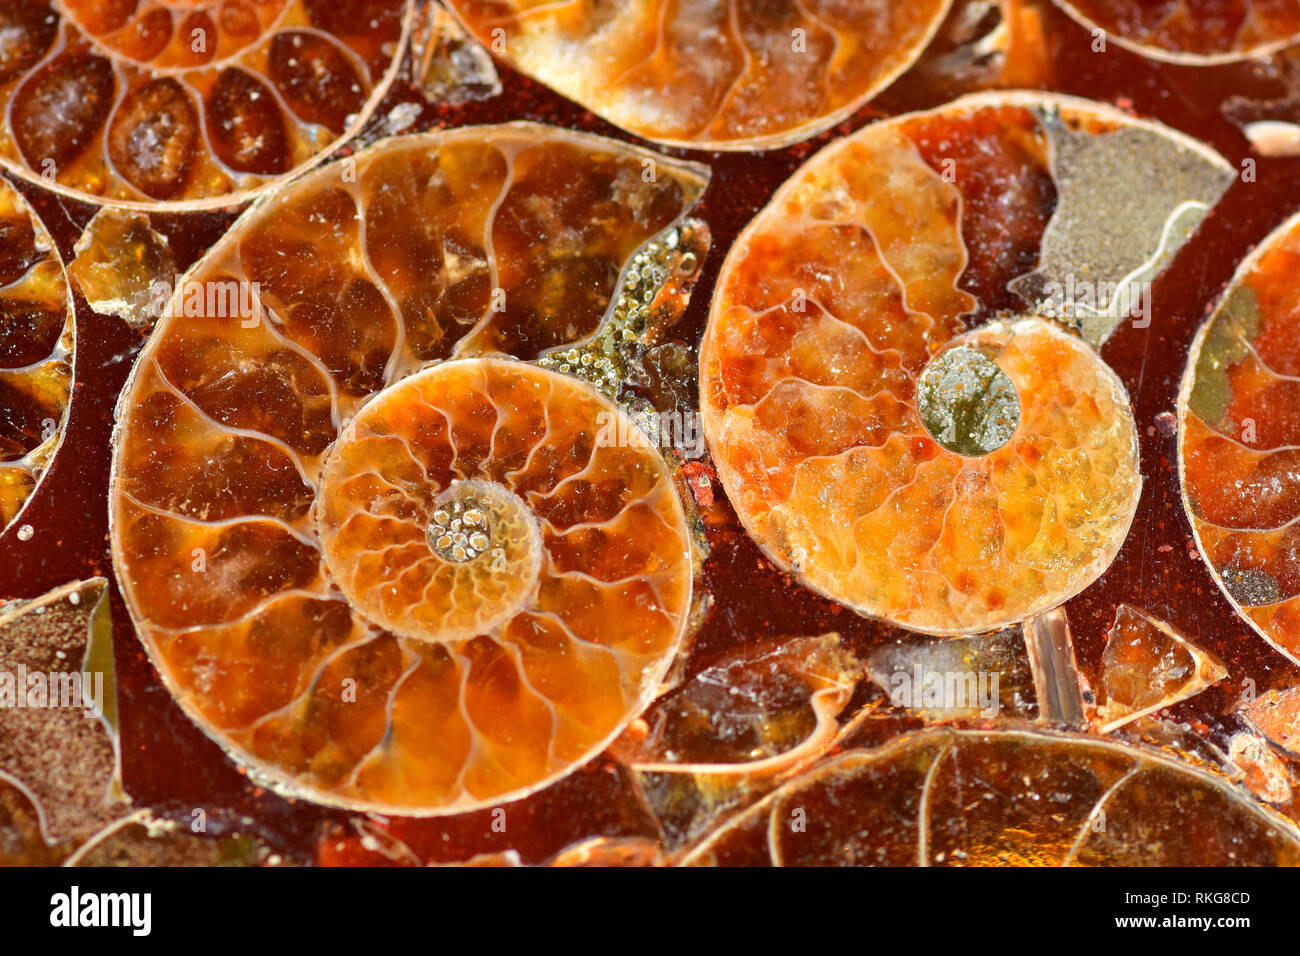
[0, 0, 414, 209]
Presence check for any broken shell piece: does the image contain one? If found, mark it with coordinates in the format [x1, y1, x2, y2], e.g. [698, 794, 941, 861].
[1241, 686, 1300, 756]
[1095, 604, 1228, 734]
[413, 1, 501, 105]
[65, 809, 289, 867]
[1179, 211, 1300, 664]
[682, 728, 1300, 866]
[1244, 120, 1300, 157]
[0, 177, 73, 535]
[1228, 732, 1294, 805]
[68, 208, 177, 330]
[701, 93, 1234, 635]
[1054, 0, 1300, 64]
[548, 836, 665, 868]
[0, 770, 64, 865]
[0, 578, 125, 844]
[867, 626, 1035, 722]
[441, 0, 953, 150]
[0, 1, 415, 209]
[612, 633, 860, 775]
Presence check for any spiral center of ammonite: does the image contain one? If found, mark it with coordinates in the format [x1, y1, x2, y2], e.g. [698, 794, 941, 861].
[918, 344, 1021, 456]
[429, 495, 492, 562]
[315, 386, 546, 645]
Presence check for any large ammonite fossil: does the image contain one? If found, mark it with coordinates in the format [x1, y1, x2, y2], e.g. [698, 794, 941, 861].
[1179, 210, 1300, 665]
[441, 0, 953, 150]
[1054, 0, 1300, 64]
[682, 729, 1300, 866]
[0, 0, 414, 209]
[108, 123, 708, 813]
[701, 92, 1234, 635]
[0, 177, 72, 534]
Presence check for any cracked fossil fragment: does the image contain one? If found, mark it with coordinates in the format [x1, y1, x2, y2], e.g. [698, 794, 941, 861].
[682, 728, 1300, 866]
[441, 0, 954, 150]
[109, 124, 709, 814]
[1179, 210, 1300, 665]
[0, 0, 415, 209]
[701, 92, 1229, 635]
[1095, 604, 1228, 734]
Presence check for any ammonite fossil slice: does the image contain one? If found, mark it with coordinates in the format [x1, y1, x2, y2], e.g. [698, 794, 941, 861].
[441, 0, 953, 150]
[701, 92, 1234, 636]
[683, 728, 1300, 866]
[0, 177, 72, 534]
[0, 0, 414, 209]
[1054, 0, 1300, 63]
[1179, 211, 1300, 665]
[109, 124, 706, 814]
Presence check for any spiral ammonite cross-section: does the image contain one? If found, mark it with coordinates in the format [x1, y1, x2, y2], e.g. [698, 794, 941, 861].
[702, 93, 1234, 635]
[0, 177, 73, 534]
[1180, 212, 1300, 665]
[1054, 0, 1300, 63]
[109, 124, 706, 813]
[441, 0, 953, 150]
[0, 0, 414, 208]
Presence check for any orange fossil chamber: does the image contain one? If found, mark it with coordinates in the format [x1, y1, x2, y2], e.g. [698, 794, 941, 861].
[1054, 0, 1300, 63]
[0, 176, 73, 533]
[0, 0, 414, 208]
[109, 123, 707, 813]
[1180, 212, 1300, 665]
[440, 0, 952, 149]
[701, 92, 1235, 635]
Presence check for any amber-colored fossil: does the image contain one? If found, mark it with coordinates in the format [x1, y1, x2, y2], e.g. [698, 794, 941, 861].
[1054, 0, 1300, 63]
[441, 0, 952, 150]
[683, 728, 1300, 866]
[701, 93, 1236, 635]
[1180, 211, 1300, 665]
[0, 0, 414, 209]
[109, 124, 707, 813]
[0, 177, 72, 533]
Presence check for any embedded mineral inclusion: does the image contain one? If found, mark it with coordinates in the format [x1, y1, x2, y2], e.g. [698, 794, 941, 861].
[442, 0, 953, 149]
[699, 94, 1227, 635]
[108, 124, 706, 814]
[1180, 211, 1300, 664]
[0, 0, 414, 207]
[917, 345, 1021, 457]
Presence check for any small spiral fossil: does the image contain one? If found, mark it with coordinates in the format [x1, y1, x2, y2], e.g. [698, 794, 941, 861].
[0, 177, 73, 534]
[109, 123, 706, 812]
[0, 0, 413, 208]
[441, 0, 953, 150]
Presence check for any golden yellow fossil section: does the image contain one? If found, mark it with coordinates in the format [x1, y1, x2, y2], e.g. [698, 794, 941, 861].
[109, 124, 707, 813]
[700, 95, 1158, 635]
